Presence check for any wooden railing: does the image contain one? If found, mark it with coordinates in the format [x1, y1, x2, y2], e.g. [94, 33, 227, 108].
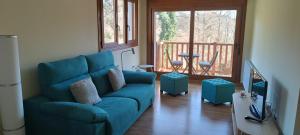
[155, 42, 234, 76]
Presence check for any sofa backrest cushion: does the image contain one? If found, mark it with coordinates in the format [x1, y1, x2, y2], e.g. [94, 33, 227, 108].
[90, 68, 114, 96]
[38, 56, 89, 101]
[85, 51, 115, 73]
[85, 51, 116, 96]
[47, 74, 90, 101]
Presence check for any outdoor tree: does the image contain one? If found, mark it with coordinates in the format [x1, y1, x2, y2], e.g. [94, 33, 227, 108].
[158, 12, 177, 41]
[158, 12, 177, 67]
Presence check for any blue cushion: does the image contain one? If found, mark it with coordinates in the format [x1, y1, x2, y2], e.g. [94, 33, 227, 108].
[90, 67, 115, 96]
[85, 51, 115, 73]
[123, 71, 157, 84]
[38, 56, 88, 90]
[95, 97, 138, 135]
[104, 84, 155, 111]
[40, 102, 108, 123]
[46, 74, 90, 101]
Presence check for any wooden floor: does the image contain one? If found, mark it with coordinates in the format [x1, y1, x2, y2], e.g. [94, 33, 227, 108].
[126, 81, 234, 135]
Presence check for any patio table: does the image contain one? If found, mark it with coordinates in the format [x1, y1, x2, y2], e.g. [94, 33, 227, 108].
[178, 53, 200, 74]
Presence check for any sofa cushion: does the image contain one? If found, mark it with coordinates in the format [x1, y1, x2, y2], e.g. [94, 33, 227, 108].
[123, 71, 157, 84]
[108, 68, 126, 91]
[70, 78, 101, 104]
[38, 56, 88, 91]
[85, 51, 115, 73]
[95, 97, 138, 135]
[90, 68, 115, 96]
[46, 74, 90, 101]
[40, 102, 108, 123]
[104, 84, 155, 111]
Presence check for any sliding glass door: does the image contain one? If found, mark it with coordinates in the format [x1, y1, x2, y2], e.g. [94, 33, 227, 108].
[148, 0, 247, 81]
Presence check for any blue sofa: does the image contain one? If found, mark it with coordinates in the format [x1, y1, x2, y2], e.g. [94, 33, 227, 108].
[24, 51, 156, 135]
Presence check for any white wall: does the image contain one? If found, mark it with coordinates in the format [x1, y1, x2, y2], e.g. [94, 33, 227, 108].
[0, 0, 142, 133]
[138, 0, 148, 64]
[243, 0, 300, 134]
[241, 0, 255, 83]
[0, 0, 99, 99]
[0, 0, 98, 133]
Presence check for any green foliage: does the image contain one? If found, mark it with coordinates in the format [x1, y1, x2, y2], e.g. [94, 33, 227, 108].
[158, 12, 177, 41]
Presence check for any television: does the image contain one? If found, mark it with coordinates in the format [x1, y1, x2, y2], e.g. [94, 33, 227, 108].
[249, 65, 268, 120]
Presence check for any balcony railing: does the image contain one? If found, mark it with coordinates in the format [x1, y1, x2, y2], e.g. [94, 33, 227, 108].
[155, 42, 234, 76]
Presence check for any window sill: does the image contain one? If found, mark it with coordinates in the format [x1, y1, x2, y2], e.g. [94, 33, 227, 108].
[101, 42, 138, 51]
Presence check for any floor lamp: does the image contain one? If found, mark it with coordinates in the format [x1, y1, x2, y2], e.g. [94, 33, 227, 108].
[0, 35, 25, 135]
[121, 48, 135, 70]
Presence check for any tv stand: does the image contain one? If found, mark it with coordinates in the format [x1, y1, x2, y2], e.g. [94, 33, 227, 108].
[232, 93, 279, 135]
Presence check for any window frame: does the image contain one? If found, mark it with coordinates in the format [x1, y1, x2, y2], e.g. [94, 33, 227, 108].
[97, 0, 139, 51]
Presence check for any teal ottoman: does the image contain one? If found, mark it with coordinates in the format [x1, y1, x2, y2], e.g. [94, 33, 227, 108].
[202, 78, 235, 104]
[160, 72, 188, 96]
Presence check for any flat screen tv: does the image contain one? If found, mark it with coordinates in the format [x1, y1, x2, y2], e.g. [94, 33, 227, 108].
[249, 65, 268, 120]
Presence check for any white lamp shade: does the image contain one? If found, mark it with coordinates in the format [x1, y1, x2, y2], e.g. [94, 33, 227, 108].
[0, 36, 21, 84]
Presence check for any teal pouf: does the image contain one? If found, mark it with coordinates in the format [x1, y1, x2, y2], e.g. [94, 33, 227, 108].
[160, 72, 188, 96]
[201, 78, 235, 104]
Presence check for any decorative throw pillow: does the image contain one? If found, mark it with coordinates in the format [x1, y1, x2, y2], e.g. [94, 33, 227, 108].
[108, 68, 126, 91]
[70, 78, 101, 104]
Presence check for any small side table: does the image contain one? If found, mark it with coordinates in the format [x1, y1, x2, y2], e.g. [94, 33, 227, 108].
[137, 65, 154, 72]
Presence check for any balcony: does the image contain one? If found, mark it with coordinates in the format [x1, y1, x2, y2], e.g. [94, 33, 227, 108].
[154, 42, 234, 77]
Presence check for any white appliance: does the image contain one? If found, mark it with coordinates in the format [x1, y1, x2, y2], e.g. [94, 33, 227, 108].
[0, 35, 25, 135]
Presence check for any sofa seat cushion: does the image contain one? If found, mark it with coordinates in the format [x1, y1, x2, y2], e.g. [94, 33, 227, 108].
[95, 97, 138, 135]
[104, 84, 154, 111]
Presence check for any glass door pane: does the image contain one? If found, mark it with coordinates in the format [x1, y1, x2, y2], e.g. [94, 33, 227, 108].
[153, 11, 191, 74]
[193, 10, 237, 77]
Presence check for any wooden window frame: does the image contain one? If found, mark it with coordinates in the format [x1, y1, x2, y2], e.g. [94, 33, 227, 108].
[97, 0, 138, 51]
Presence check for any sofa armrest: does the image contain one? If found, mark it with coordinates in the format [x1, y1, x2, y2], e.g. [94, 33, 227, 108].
[40, 102, 108, 123]
[123, 70, 157, 84]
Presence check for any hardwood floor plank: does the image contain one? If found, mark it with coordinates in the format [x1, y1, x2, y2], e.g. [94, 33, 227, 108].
[126, 81, 235, 135]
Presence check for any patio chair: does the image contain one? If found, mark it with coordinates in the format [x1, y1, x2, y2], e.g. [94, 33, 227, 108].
[199, 51, 219, 75]
[166, 49, 183, 72]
